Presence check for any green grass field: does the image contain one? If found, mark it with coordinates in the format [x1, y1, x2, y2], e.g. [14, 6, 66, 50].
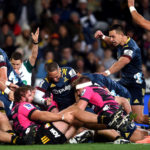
[0, 143, 150, 150]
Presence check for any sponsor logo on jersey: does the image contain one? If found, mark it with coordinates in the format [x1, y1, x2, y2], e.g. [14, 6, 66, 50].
[23, 104, 34, 110]
[0, 55, 4, 62]
[81, 89, 86, 96]
[103, 105, 110, 111]
[123, 49, 133, 57]
[52, 85, 71, 94]
[125, 132, 130, 139]
[62, 69, 67, 75]
[41, 136, 50, 144]
[50, 83, 56, 88]
[64, 77, 68, 82]
[49, 128, 61, 138]
[45, 123, 51, 129]
[69, 69, 76, 78]
[133, 99, 139, 104]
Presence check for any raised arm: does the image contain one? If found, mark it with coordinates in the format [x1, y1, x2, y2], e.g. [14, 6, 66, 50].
[128, 0, 150, 31]
[29, 28, 39, 66]
[94, 30, 112, 45]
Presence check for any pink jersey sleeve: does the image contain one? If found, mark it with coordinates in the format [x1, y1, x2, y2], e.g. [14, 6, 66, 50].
[80, 86, 104, 107]
[80, 87, 93, 102]
[19, 102, 37, 118]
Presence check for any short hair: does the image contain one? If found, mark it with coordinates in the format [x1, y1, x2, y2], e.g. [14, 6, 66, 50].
[11, 52, 23, 61]
[45, 62, 59, 72]
[14, 86, 32, 102]
[109, 24, 125, 34]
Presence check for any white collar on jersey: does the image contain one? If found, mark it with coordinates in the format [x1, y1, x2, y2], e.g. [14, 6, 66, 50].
[76, 81, 93, 89]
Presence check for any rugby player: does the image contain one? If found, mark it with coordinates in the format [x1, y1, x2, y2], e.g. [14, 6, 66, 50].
[94, 24, 147, 124]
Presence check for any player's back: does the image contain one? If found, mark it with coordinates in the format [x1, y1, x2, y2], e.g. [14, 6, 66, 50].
[82, 73, 131, 99]
[12, 102, 38, 136]
[80, 86, 119, 115]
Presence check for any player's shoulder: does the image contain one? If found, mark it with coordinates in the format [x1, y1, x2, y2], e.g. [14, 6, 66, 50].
[37, 78, 50, 89]
[124, 38, 139, 50]
[0, 48, 4, 53]
[61, 66, 73, 72]
[0, 48, 5, 57]
[61, 67, 76, 77]
[21, 102, 35, 110]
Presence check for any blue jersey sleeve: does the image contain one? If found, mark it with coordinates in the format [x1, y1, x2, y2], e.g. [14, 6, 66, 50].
[62, 67, 77, 82]
[38, 78, 50, 92]
[122, 46, 133, 60]
[0, 51, 7, 68]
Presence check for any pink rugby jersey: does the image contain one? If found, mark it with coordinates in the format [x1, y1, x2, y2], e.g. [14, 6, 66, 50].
[11, 102, 39, 136]
[80, 86, 119, 115]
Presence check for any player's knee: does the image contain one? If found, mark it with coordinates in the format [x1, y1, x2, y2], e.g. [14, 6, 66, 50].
[0, 112, 8, 123]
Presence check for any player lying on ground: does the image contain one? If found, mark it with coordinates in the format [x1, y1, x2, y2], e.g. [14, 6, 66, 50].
[11, 86, 150, 144]
[0, 101, 35, 145]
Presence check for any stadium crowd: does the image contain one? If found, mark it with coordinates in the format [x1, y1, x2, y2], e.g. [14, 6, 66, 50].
[0, 0, 150, 82]
[0, 0, 150, 145]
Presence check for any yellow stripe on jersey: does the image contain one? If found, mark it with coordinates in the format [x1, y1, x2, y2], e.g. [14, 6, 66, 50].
[142, 88, 146, 96]
[41, 136, 50, 144]
[45, 78, 49, 83]
[125, 132, 130, 139]
[64, 77, 68, 82]
[123, 37, 131, 48]
[50, 83, 56, 88]
[62, 69, 67, 76]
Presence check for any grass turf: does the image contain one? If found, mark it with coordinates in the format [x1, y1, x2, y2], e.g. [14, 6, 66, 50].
[0, 143, 150, 150]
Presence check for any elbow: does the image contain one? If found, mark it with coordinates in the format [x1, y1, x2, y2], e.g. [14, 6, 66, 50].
[135, 20, 150, 31]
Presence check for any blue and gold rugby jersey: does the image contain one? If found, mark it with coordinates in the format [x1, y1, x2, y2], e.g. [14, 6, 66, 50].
[82, 73, 131, 99]
[0, 48, 23, 118]
[38, 67, 77, 111]
[117, 37, 145, 85]
[0, 48, 23, 86]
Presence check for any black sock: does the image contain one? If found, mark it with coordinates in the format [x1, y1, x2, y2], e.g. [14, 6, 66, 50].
[97, 115, 110, 125]
[140, 125, 150, 130]
[11, 134, 24, 145]
[0, 107, 6, 114]
[7, 130, 16, 135]
[11, 134, 19, 145]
